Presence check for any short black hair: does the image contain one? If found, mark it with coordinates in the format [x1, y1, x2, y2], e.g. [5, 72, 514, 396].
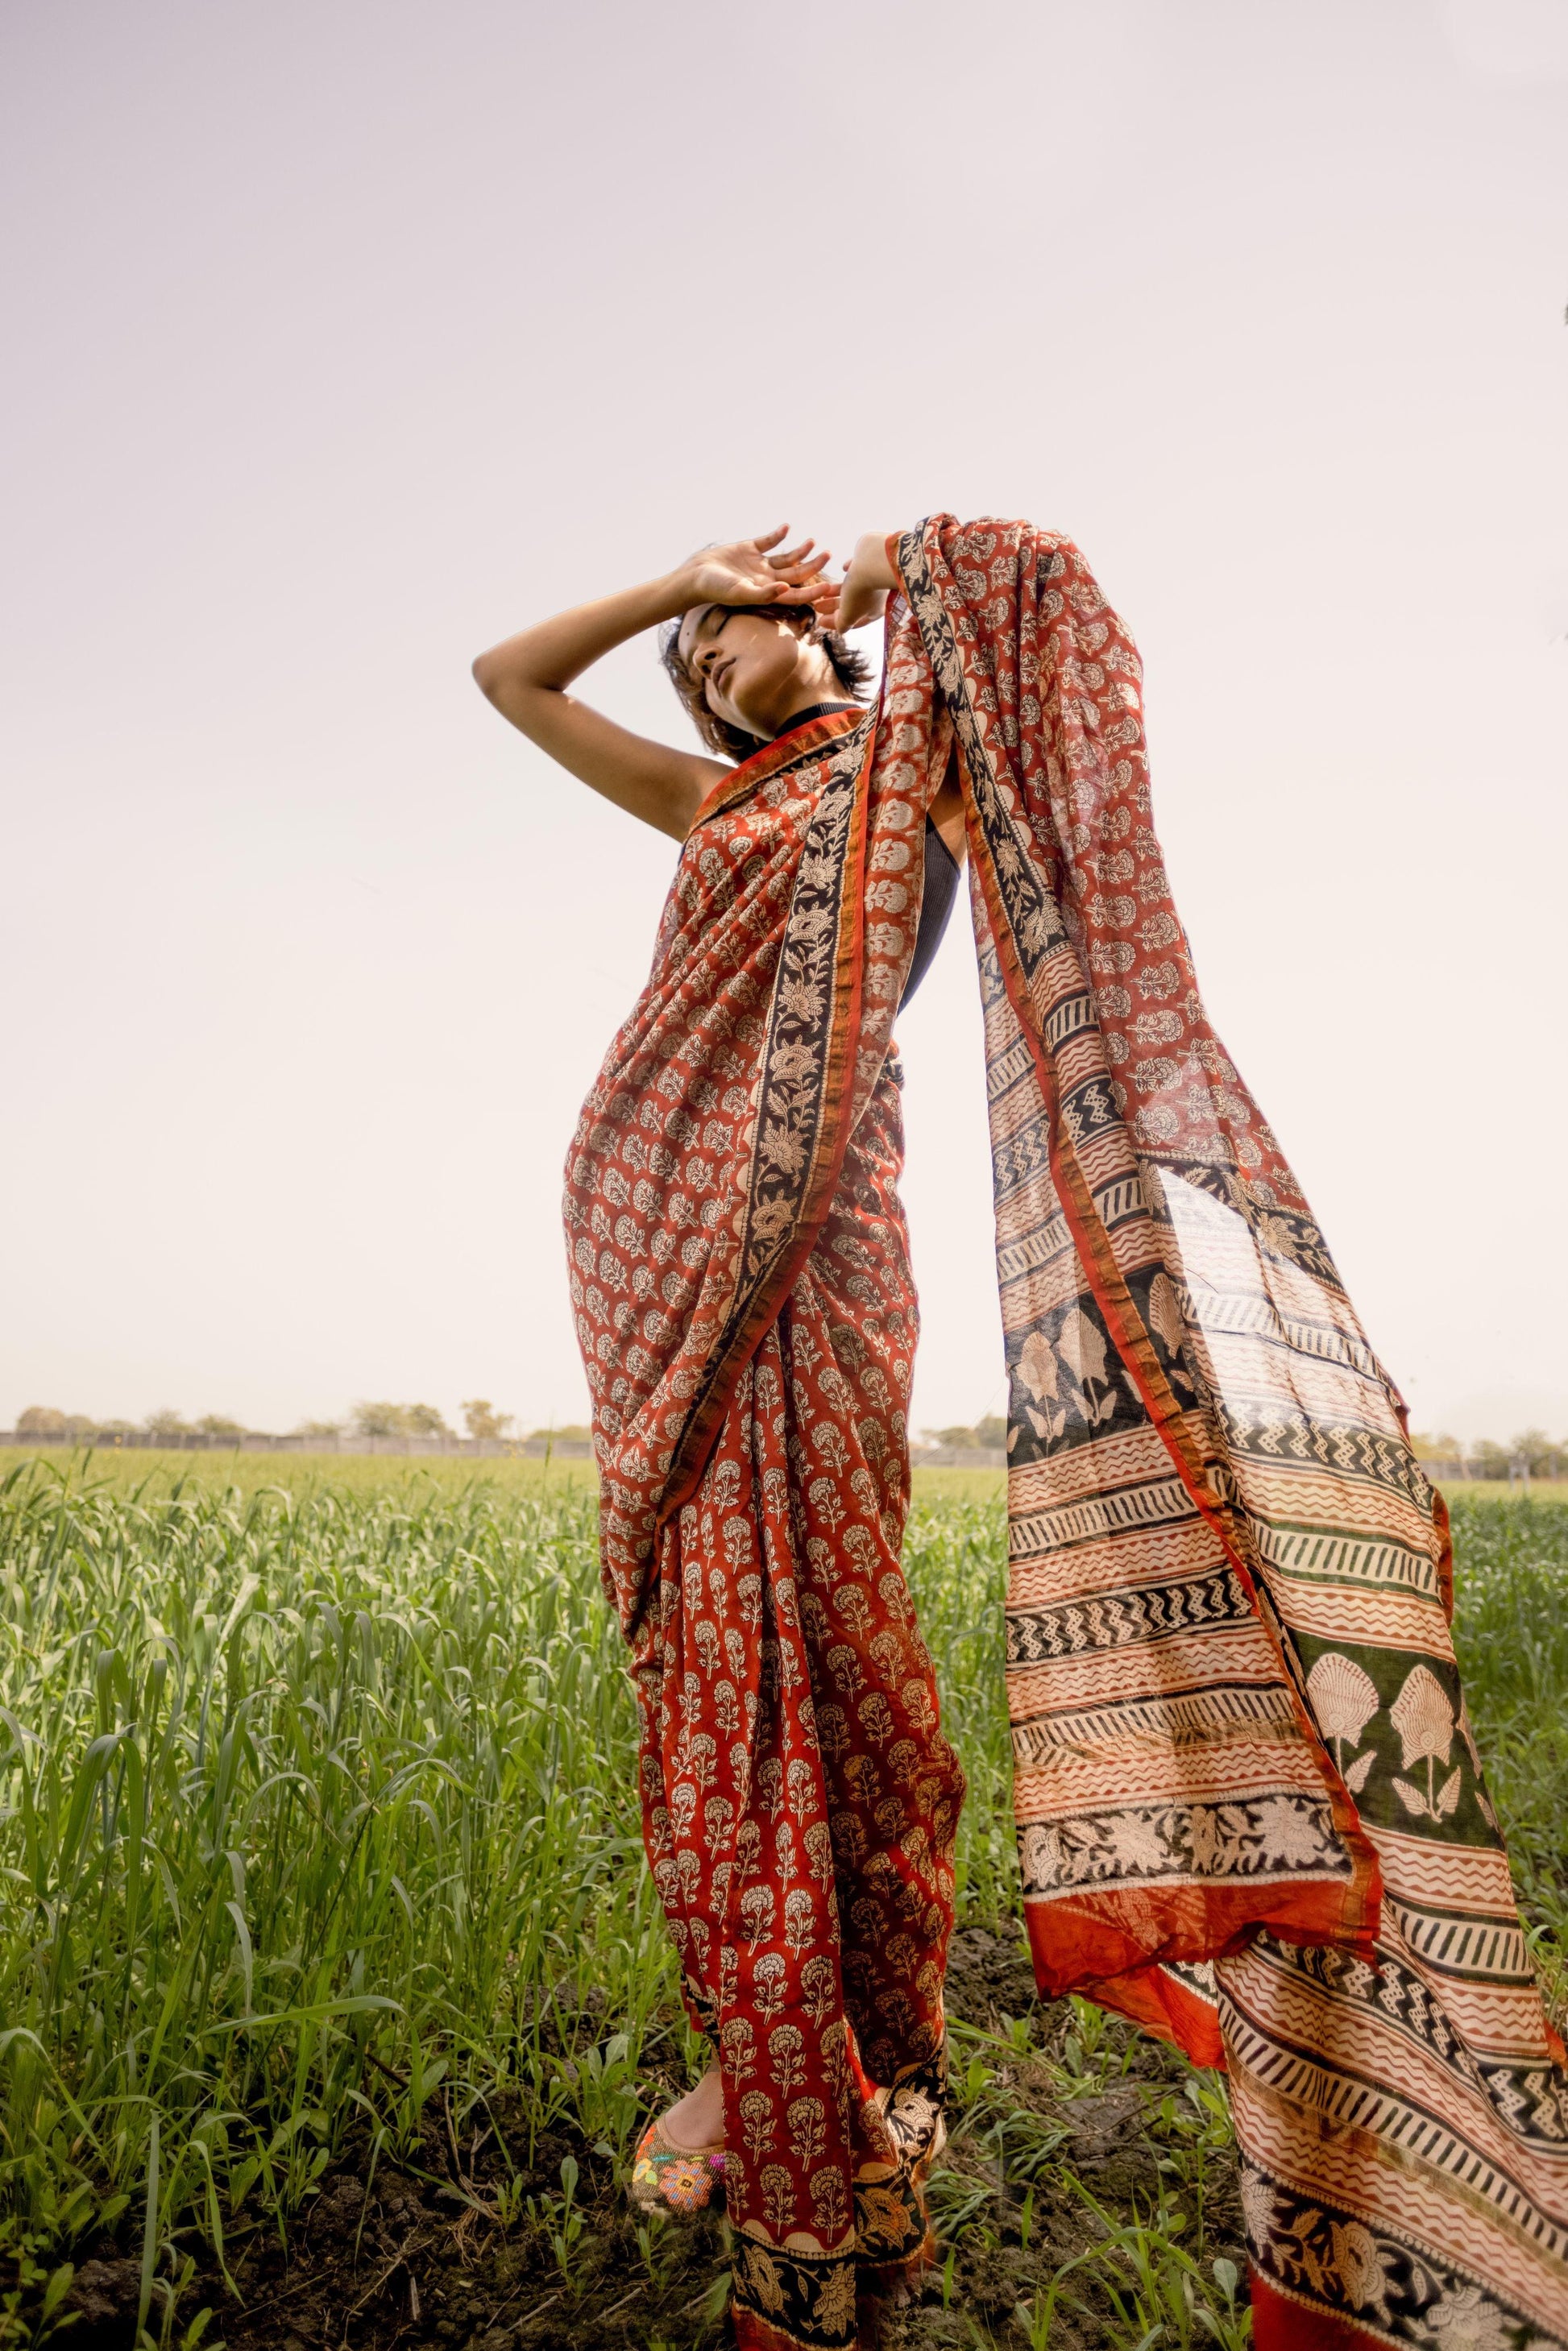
[658, 604, 873, 761]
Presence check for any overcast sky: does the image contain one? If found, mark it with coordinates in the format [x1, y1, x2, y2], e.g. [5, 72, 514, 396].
[3, 1, 1566, 1442]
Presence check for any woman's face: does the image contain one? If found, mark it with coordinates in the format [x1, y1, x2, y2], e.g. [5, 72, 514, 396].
[675, 603, 823, 740]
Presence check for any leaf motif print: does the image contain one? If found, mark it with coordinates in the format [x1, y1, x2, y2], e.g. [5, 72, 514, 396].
[813, 2265, 857, 2336]
[1056, 1305, 1109, 1390]
[1147, 1270, 1185, 1358]
[1435, 1766, 1462, 1819]
[1343, 1749, 1375, 1794]
[1393, 1778, 1430, 1818]
[1018, 1329, 1060, 1401]
[740, 2240, 786, 2316]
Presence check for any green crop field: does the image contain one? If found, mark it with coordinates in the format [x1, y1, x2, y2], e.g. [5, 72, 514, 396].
[0, 1458, 1562, 2349]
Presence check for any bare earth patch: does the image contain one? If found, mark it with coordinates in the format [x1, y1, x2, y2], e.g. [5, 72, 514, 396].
[49, 1924, 1245, 2351]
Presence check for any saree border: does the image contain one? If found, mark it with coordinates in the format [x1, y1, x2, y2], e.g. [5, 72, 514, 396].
[662, 707, 880, 1520]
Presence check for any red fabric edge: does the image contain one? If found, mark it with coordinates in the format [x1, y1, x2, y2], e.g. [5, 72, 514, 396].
[1084, 1962, 1226, 2071]
[1250, 2271, 1387, 2349]
[685, 704, 865, 835]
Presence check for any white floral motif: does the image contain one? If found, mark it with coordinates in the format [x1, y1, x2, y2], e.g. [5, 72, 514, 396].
[1054, 1306, 1120, 1428]
[1014, 1329, 1066, 1448]
[1390, 1665, 1462, 1821]
[1101, 1810, 1170, 1873]
[1391, 1664, 1454, 1768]
[1019, 1821, 1064, 1887]
[1421, 2282, 1517, 2350]
[1253, 1797, 1329, 1868]
[1329, 2220, 1396, 2320]
[1307, 1652, 1379, 1748]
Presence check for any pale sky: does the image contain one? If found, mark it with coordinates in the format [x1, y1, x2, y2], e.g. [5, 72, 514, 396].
[4, 1, 1566, 1444]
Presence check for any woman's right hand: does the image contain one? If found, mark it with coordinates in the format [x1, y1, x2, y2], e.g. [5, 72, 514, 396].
[676, 528, 835, 616]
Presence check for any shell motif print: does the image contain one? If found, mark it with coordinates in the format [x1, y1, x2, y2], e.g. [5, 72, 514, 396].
[1304, 1652, 1380, 1793]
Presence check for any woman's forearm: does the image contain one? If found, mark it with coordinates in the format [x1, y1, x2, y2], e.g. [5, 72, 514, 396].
[472, 567, 694, 703]
[833, 533, 898, 632]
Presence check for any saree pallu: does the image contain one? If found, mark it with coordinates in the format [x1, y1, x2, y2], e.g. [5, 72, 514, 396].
[568, 518, 1568, 2350]
[888, 516, 1568, 2349]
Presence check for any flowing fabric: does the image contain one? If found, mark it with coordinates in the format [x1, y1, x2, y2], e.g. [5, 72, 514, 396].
[566, 519, 1568, 2349]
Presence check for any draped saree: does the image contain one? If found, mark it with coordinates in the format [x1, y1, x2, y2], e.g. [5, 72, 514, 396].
[566, 517, 1568, 2350]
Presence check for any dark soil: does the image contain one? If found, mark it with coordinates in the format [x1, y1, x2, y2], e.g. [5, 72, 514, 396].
[50, 1924, 1243, 2351]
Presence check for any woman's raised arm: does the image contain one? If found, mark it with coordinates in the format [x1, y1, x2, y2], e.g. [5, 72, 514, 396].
[471, 532, 833, 843]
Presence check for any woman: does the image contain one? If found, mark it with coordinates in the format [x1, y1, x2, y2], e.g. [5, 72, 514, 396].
[474, 529, 969, 2351]
[475, 520, 1568, 2351]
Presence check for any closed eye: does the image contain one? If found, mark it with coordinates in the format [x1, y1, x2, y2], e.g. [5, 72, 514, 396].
[698, 612, 733, 673]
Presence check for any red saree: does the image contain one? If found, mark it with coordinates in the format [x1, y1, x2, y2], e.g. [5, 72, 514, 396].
[566, 702, 965, 2346]
[567, 518, 1568, 2351]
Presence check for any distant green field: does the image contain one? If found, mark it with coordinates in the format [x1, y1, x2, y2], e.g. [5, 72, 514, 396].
[0, 1445, 599, 1500]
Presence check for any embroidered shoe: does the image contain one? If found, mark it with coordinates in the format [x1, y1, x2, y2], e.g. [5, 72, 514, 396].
[629, 2116, 727, 2218]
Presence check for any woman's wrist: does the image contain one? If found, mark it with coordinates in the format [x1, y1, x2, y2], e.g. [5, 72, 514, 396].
[652, 564, 701, 623]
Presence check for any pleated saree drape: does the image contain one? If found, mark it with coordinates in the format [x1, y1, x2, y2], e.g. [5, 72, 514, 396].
[566, 516, 1568, 2350]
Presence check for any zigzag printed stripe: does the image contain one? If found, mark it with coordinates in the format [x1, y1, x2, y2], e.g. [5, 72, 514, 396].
[995, 1174, 1147, 1296]
[990, 1122, 1052, 1205]
[1006, 1565, 1253, 1661]
[1363, 1825, 1523, 1911]
[1180, 1281, 1384, 1380]
[1216, 1404, 1433, 1513]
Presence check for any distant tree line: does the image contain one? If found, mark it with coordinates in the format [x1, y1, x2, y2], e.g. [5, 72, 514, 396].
[10, 1404, 1563, 1478]
[918, 1416, 1008, 1453]
[1409, 1428, 1568, 1479]
[11, 1402, 592, 1446]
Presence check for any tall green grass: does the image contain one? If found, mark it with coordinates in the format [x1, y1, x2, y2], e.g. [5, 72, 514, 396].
[0, 1466, 1011, 2285]
[1446, 1494, 1568, 2018]
[0, 1463, 1560, 2335]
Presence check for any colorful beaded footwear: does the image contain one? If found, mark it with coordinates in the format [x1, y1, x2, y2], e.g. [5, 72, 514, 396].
[629, 2115, 727, 2218]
